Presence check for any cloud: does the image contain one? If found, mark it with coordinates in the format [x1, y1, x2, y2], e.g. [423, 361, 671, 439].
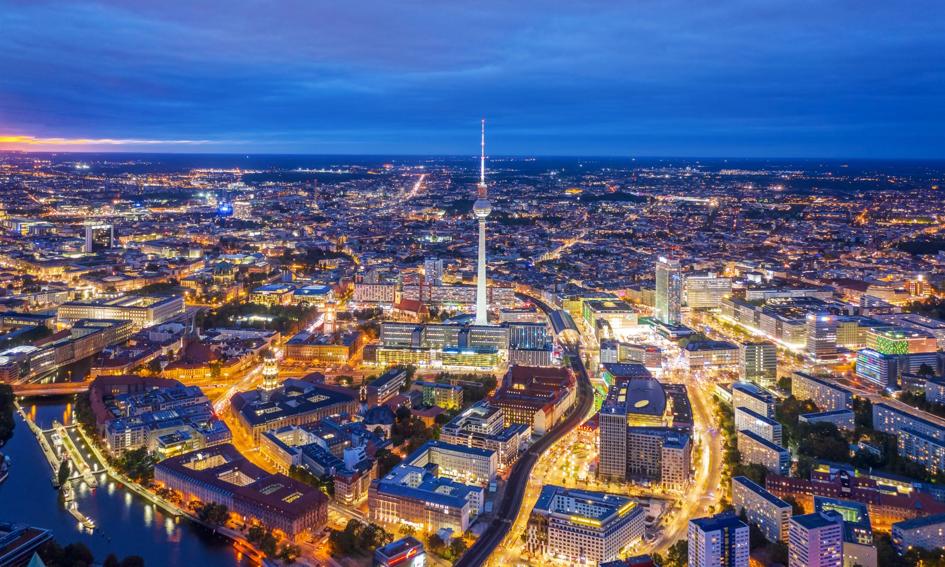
[0, 135, 211, 146]
[1, 1, 944, 156]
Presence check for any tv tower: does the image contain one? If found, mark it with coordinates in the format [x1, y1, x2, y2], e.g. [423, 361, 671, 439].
[473, 119, 492, 325]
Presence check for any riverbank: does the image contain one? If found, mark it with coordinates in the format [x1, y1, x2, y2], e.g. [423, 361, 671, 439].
[0, 400, 253, 566]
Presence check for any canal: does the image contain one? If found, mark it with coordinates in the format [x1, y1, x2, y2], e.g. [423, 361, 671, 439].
[0, 399, 250, 566]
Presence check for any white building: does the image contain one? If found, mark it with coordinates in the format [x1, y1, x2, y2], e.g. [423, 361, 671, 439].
[688, 514, 750, 567]
[527, 486, 644, 565]
[789, 511, 843, 567]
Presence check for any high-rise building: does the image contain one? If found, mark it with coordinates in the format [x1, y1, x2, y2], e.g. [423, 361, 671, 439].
[84, 222, 115, 253]
[688, 513, 750, 567]
[655, 257, 682, 325]
[740, 342, 777, 385]
[473, 119, 492, 325]
[260, 348, 280, 400]
[423, 257, 445, 286]
[732, 382, 776, 419]
[599, 379, 691, 490]
[788, 511, 844, 567]
[732, 476, 792, 543]
[806, 313, 838, 360]
[685, 273, 732, 310]
[813, 497, 877, 567]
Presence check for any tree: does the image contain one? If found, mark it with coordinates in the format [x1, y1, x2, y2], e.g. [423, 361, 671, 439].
[277, 544, 301, 564]
[0, 384, 14, 445]
[375, 449, 402, 477]
[104, 554, 121, 567]
[196, 502, 229, 525]
[663, 540, 688, 567]
[426, 533, 445, 555]
[119, 557, 146, 567]
[57, 460, 71, 487]
[782, 495, 805, 515]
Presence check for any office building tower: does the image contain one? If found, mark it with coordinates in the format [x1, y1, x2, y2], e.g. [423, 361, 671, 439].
[685, 273, 732, 310]
[655, 257, 682, 325]
[789, 511, 844, 567]
[260, 348, 280, 399]
[473, 119, 492, 325]
[688, 513, 750, 567]
[892, 513, 945, 555]
[791, 372, 852, 412]
[814, 497, 877, 567]
[732, 476, 792, 543]
[741, 342, 777, 385]
[732, 381, 776, 419]
[84, 222, 115, 253]
[807, 313, 838, 360]
[423, 258, 445, 286]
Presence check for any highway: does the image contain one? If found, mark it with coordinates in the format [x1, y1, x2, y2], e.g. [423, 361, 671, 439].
[456, 294, 594, 567]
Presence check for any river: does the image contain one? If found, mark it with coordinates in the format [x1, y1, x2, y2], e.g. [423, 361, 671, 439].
[0, 399, 250, 566]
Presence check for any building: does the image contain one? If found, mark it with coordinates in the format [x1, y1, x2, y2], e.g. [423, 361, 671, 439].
[85, 223, 115, 253]
[374, 536, 426, 567]
[57, 295, 185, 331]
[354, 282, 398, 305]
[411, 380, 463, 410]
[732, 476, 792, 543]
[865, 326, 938, 355]
[598, 378, 691, 490]
[439, 401, 530, 469]
[249, 283, 296, 306]
[232, 377, 359, 443]
[99, 382, 231, 457]
[291, 284, 334, 308]
[582, 299, 638, 339]
[155, 444, 328, 538]
[365, 367, 408, 406]
[685, 273, 732, 310]
[684, 340, 740, 370]
[799, 409, 856, 431]
[688, 513, 750, 567]
[735, 406, 782, 445]
[807, 313, 839, 360]
[814, 497, 877, 567]
[872, 403, 945, 473]
[732, 382, 775, 419]
[404, 440, 498, 487]
[491, 365, 575, 435]
[285, 330, 361, 364]
[856, 348, 943, 388]
[740, 342, 777, 385]
[526, 485, 645, 565]
[258, 420, 377, 506]
[792, 372, 852, 412]
[891, 513, 945, 555]
[655, 257, 682, 325]
[737, 430, 790, 475]
[369, 463, 484, 534]
[424, 258, 445, 287]
[788, 511, 844, 567]
[0, 523, 53, 567]
[766, 467, 945, 532]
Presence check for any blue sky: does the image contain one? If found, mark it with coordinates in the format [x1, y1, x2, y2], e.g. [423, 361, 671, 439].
[1, 1, 944, 157]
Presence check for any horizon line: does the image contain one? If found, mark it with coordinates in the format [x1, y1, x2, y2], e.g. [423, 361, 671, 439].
[1, 149, 944, 162]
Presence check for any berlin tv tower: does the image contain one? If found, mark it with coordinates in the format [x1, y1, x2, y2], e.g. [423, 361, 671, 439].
[473, 119, 492, 325]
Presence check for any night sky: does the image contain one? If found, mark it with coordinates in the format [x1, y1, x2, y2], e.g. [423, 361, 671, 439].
[2, 1, 944, 157]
